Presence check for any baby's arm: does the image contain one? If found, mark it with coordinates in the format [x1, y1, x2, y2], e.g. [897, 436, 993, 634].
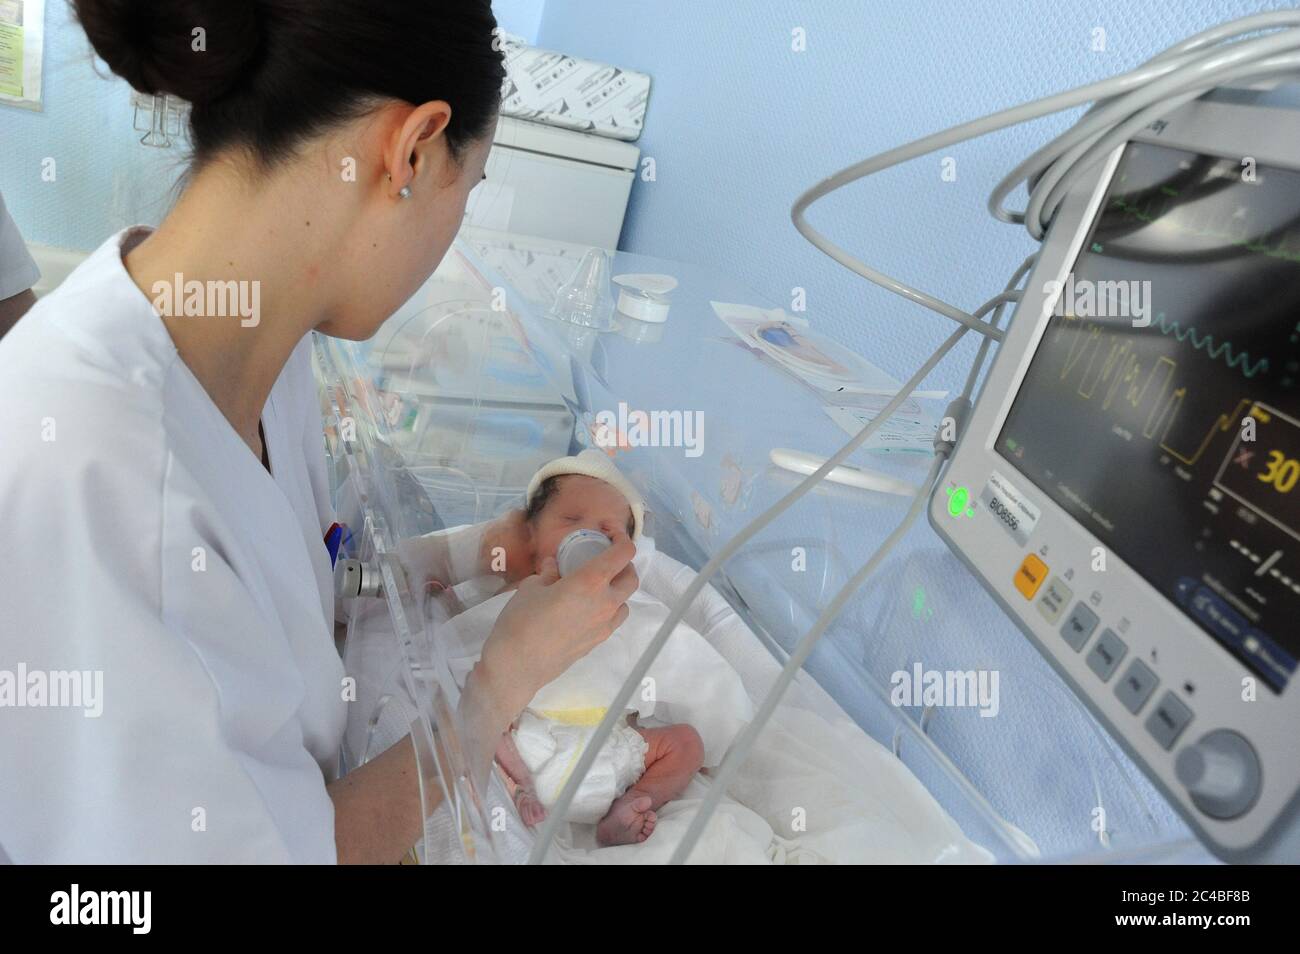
[495, 731, 547, 827]
[398, 509, 534, 593]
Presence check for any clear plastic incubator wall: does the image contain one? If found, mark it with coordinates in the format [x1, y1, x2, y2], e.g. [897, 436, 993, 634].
[312, 225, 1206, 865]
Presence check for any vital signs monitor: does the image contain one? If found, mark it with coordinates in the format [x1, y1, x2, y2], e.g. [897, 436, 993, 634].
[933, 92, 1300, 862]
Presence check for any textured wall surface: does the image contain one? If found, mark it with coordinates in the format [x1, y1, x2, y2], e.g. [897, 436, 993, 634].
[0, 1, 187, 251]
[0, 0, 545, 252]
[536, 0, 1297, 393]
[494, 0, 545, 43]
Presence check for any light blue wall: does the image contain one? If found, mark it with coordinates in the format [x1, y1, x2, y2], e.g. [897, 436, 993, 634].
[535, 0, 1298, 391]
[0, 0, 188, 251]
[3, 0, 1294, 389]
[0, 0, 546, 253]
[494, 0, 545, 43]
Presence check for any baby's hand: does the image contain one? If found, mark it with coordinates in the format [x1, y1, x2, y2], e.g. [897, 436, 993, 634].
[483, 509, 536, 584]
[514, 788, 547, 828]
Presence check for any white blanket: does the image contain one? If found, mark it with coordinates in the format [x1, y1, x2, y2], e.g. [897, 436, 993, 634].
[438, 543, 993, 865]
[343, 528, 994, 863]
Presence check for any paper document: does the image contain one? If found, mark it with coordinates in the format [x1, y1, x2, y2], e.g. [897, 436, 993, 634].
[0, 0, 43, 111]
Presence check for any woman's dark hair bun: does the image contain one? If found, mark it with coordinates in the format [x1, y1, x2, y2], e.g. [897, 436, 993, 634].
[75, 0, 503, 168]
[75, 0, 263, 105]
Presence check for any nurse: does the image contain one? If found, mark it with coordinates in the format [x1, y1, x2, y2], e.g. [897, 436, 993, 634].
[0, 0, 636, 863]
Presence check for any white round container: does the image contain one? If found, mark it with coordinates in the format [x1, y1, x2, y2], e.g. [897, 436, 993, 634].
[612, 273, 678, 324]
[556, 529, 613, 577]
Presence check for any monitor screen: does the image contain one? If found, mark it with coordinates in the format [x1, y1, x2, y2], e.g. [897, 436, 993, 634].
[998, 141, 1300, 692]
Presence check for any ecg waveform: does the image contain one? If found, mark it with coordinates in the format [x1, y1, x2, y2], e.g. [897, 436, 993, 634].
[1055, 314, 1260, 467]
[1149, 312, 1269, 380]
[1110, 194, 1300, 266]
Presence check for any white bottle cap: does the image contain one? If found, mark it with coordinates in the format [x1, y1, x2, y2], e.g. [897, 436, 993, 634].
[617, 288, 671, 323]
[613, 273, 678, 324]
[556, 529, 613, 577]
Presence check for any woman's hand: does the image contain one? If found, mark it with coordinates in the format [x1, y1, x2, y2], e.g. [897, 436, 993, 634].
[476, 531, 638, 723]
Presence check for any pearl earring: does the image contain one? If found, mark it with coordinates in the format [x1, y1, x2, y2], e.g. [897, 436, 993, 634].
[387, 173, 412, 199]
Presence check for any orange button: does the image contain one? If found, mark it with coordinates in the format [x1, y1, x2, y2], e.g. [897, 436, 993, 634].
[1014, 554, 1049, 600]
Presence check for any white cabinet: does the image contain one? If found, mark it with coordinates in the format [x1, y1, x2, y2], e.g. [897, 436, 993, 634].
[468, 116, 640, 250]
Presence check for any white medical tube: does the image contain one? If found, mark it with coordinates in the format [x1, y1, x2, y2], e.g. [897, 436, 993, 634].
[668, 452, 947, 863]
[1020, 53, 1300, 238]
[793, 12, 1300, 329]
[961, 255, 1036, 399]
[668, 269, 1031, 863]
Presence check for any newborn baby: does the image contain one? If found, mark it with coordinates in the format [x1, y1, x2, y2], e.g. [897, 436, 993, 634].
[492, 451, 707, 846]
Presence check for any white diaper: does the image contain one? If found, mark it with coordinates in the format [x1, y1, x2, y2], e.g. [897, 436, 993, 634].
[511, 709, 649, 825]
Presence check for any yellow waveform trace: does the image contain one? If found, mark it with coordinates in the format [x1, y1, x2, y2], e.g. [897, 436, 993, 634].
[1057, 313, 1165, 414]
[1133, 356, 1175, 421]
[1123, 358, 1147, 408]
[1053, 314, 1264, 468]
[1060, 314, 1134, 403]
[1143, 367, 1179, 439]
[1081, 335, 1133, 403]
[1058, 315, 1099, 387]
[1102, 348, 1134, 411]
[1159, 398, 1257, 466]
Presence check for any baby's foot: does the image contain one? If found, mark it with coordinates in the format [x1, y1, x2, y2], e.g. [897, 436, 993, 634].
[515, 789, 547, 828]
[596, 791, 657, 846]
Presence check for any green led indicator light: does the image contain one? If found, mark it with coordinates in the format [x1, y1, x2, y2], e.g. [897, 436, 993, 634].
[946, 485, 975, 518]
[911, 586, 934, 621]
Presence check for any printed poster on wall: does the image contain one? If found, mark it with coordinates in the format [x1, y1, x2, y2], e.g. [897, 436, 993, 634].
[0, 0, 45, 111]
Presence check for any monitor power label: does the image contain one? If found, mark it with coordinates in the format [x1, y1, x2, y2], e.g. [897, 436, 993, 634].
[982, 470, 1042, 545]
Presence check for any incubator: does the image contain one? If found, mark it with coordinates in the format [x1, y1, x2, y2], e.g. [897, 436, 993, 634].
[314, 223, 1203, 864]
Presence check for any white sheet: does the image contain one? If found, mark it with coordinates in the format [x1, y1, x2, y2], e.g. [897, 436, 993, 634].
[341, 524, 993, 863]
[441, 543, 993, 865]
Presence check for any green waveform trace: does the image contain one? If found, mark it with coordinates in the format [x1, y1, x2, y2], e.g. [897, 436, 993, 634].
[1110, 196, 1300, 265]
[1150, 312, 1269, 380]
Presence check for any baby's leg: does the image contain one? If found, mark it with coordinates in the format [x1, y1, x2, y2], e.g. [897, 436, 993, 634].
[628, 725, 706, 808]
[596, 724, 705, 846]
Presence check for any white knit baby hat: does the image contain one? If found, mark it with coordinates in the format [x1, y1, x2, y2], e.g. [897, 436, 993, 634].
[526, 449, 646, 538]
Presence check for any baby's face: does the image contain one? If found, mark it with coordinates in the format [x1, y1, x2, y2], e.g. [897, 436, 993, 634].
[531, 475, 633, 568]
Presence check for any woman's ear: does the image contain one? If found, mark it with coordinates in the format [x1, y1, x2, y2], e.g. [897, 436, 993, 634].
[384, 101, 453, 198]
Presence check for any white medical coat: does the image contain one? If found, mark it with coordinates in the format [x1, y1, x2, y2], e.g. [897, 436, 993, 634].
[0, 229, 347, 862]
